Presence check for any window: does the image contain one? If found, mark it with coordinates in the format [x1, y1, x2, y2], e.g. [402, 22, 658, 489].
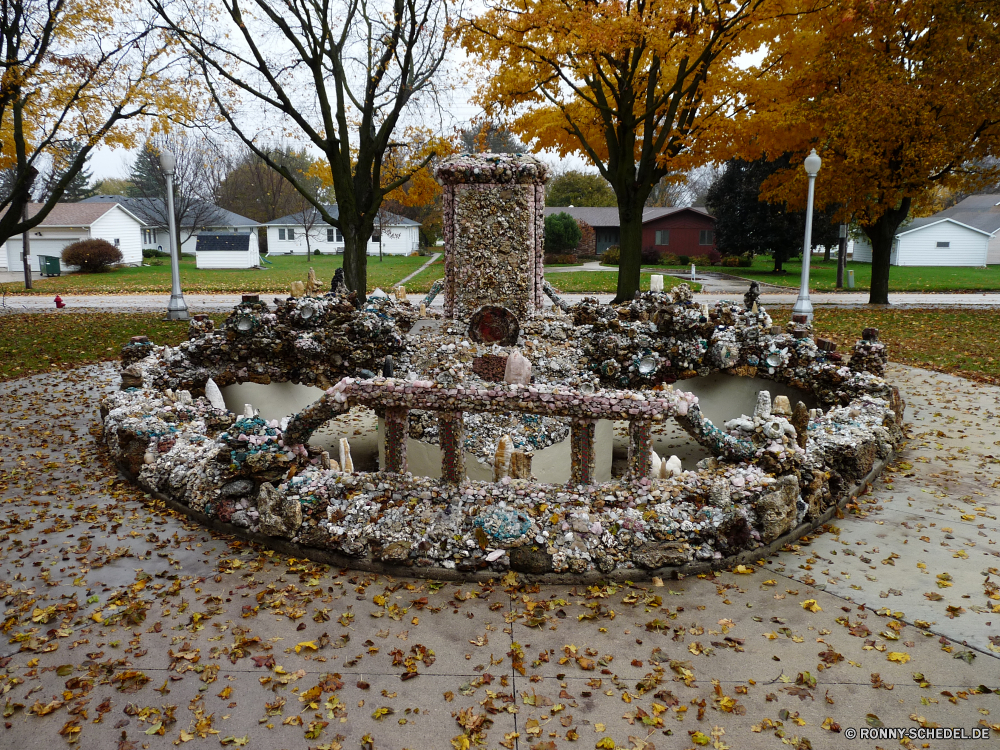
[114, 238, 120, 247]
[287, 228, 295, 240]
[654, 230, 669, 246]
[372, 231, 381, 242]
[278, 228, 286, 240]
[327, 228, 334, 243]
[699, 229, 714, 246]
[936, 241, 950, 248]
[326, 228, 344, 243]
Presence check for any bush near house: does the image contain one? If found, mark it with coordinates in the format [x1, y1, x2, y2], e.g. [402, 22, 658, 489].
[62, 239, 123, 273]
[640, 246, 662, 265]
[544, 211, 583, 255]
[601, 245, 621, 265]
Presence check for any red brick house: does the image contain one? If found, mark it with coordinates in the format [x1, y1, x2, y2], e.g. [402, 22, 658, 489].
[543, 206, 715, 256]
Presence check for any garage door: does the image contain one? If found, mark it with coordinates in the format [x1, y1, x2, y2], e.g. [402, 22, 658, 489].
[6, 238, 81, 273]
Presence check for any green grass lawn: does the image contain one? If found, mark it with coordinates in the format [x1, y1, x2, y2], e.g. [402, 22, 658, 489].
[4, 254, 432, 295]
[544, 271, 701, 294]
[711, 254, 1000, 292]
[4, 306, 998, 386]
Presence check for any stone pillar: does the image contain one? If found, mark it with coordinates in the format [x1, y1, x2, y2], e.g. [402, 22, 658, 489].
[435, 153, 549, 320]
[383, 407, 409, 474]
[570, 418, 597, 486]
[627, 420, 653, 481]
[438, 411, 465, 483]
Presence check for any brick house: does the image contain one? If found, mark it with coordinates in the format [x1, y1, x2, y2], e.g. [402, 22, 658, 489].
[543, 206, 716, 256]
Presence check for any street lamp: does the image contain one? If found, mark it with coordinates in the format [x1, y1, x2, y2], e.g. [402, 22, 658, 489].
[160, 149, 189, 321]
[792, 148, 822, 324]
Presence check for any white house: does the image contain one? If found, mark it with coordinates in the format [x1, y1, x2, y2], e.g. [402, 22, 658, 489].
[852, 194, 1000, 266]
[1, 202, 144, 273]
[195, 232, 260, 269]
[266, 205, 421, 256]
[82, 195, 259, 255]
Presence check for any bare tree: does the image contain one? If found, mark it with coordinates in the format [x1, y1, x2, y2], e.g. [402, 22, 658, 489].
[124, 135, 229, 253]
[151, 0, 453, 301]
[216, 144, 328, 225]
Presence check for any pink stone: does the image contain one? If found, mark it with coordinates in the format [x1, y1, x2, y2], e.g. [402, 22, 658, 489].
[504, 349, 532, 385]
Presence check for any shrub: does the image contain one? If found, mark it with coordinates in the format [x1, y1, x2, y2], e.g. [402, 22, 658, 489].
[707, 249, 722, 265]
[640, 246, 661, 265]
[312, 248, 322, 256]
[601, 245, 620, 265]
[556, 254, 577, 264]
[544, 212, 583, 254]
[689, 254, 711, 266]
[721, 255, 741, 268]
[659, 253, 680, 266]
[62, 239, 123, 272]
[142, 248, 169, 258]
[737, 253, 754, 268]
[677, 255, 690, 265]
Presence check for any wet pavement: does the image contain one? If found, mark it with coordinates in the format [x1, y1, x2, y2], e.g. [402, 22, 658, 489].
[0, 363, 997, 749]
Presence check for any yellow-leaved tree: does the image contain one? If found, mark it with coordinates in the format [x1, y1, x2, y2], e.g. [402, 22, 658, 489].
[459, 0, 798, 302]
[0, 0, 195, 263]
[738, 0, 1000, 304]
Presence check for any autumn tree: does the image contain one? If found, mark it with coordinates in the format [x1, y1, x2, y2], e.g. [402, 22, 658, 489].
[152, 0, 452, 300]
[460, 0, 791, 302]
[744, 0, 1000, 304]
[0, 0, 192, 273]
[215, 145, 328, 226]
[546, 171, 616, 207]
[382, 133, 456, 249]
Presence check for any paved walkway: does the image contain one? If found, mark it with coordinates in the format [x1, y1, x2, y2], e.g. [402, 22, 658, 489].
[0, 362, 996, 748]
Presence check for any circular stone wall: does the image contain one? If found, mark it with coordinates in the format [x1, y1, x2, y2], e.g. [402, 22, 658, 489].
[103, 286, 904, 579]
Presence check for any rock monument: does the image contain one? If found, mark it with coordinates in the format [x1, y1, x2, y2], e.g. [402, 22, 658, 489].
[435, 153, 548, 320]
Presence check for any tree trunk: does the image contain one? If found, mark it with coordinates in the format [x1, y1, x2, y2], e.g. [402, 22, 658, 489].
[862, 198, 910, 305]
[614, 206, 645, 303]
[823, 244, 831, 262]
[341, 220, 370, 303]
[772, 253, 783, 272]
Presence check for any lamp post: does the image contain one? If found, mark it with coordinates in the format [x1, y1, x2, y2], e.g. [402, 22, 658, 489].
[160, 149, 189, 321]
[792, 149, 822, 324]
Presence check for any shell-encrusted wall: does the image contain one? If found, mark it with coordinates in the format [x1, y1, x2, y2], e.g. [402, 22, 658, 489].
[436, 153, 548, 319]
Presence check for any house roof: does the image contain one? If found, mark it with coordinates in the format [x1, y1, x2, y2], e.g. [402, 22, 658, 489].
[908, 194, 1000, 235]
[542, 206, 712, 227]
[14, 202, 121, 227]
[196, 233, 255, 252]
[82, 195, 258, 228]
[897, 217, 993, 238]
[266, 205, 421, 227]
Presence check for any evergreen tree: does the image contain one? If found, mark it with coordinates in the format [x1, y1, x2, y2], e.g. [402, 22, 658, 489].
[37, 142, 96, 202]
[459, 122, 526, 154]
[706, 156, 839, 272]
[544, 211, 582, 253]
[127, 141, 165, 198]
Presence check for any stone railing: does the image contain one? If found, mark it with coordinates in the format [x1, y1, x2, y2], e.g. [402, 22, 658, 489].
[283, 377, 713, 485]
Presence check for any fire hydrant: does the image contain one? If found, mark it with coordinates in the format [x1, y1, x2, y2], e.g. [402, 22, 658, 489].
[54, 295, 66, 309]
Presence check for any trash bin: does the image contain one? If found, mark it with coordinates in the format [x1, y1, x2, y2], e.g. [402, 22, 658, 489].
[38, 255, 62, 277]
[846, 269, 855, 289]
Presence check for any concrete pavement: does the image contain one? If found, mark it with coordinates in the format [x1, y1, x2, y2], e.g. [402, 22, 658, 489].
[0, 362, 997, 748]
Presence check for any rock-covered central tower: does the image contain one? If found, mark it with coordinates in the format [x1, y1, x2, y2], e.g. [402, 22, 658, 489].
[435, 153, 548, 320]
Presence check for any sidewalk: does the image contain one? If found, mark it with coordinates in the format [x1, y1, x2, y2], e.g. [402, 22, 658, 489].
[0, 362, 996, 748]
[3, 288, 1000, 314]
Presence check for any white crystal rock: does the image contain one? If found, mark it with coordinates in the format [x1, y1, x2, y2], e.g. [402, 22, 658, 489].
[204, 378, 227, 411]
[370, 287, 388, 298]
[504, 349, 532, 385]
[493, 434, 513, 482]
[144, 452, 155, 465]
[650, 450, 662, 479]
[243, 403, 256, 418]
[339, 438, 354, 474]
[663, 455, 682, 477]
[650, 274, 664, 292]
[754, 390, 772, 419]
[772, 395, 792, 416]
[177, 390, 193, 405]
